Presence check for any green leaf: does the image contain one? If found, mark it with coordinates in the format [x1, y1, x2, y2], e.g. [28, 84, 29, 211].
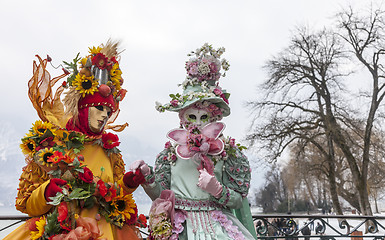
[68, 188, 93, 200]
[48, 169, 61, 179]
[47, 192, 65, 206]
[44, 209, 61, 236]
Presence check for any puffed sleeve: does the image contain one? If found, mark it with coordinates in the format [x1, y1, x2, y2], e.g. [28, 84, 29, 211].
[15, 161, 52, 216]
[142, 148, 172, 201]
[212, 147, 251, 209]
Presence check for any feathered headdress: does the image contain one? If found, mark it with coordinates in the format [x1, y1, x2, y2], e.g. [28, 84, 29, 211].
[28, 40, 128, 131]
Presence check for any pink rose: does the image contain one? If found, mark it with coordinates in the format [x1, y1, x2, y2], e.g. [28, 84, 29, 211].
[213, 88, 223, 96]
[164, 141, 172, 149]
[229, 138, 236, 148]
[170, 99, 179, 107]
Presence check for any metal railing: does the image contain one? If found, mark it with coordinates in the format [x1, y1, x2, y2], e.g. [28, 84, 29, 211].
[2, 213, 385, 239]
[253, 214, 385, 239]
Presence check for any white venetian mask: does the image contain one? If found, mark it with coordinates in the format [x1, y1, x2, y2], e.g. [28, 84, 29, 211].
[182, 107, 212, 128]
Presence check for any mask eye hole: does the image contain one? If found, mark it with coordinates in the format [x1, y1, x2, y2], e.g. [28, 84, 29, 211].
[95, 105, 104, 111]
[201, 114, 208, 120]
[188, 114, 197, 120]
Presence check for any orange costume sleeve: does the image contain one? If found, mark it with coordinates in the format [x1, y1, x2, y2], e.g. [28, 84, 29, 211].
[15, 161, 52, 217]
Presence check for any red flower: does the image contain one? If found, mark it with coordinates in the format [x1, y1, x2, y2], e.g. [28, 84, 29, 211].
[104, 187, 117, 202]
[26, 218, 39, 231]
[57, 202, 68, 222]
[136, 214, 147, 228]
[101, 133, 120, 149]
[78, 167, 93, 183]
[97, 180, 108, 197]
[92, 53, 109, 70]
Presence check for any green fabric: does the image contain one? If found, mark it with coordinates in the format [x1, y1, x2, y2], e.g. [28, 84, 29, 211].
[144, 138, 256, 239]
[232, 198, 258, 239]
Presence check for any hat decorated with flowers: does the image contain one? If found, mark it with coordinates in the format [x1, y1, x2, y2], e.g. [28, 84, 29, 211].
[156, 43, 231, 117]
[63, 40, 127, 119]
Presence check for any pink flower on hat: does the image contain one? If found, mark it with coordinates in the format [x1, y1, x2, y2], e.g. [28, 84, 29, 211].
[213, 88, 223, 96]
[170, 99, 179, 107]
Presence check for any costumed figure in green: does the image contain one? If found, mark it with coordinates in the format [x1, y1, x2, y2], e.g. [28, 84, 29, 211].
[129, 43, 257, 239]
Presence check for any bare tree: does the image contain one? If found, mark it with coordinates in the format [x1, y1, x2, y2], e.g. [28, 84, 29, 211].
[247, 5, 385, 216]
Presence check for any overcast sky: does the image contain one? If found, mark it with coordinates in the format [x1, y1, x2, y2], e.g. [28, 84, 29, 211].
[0, 0, 370, 208]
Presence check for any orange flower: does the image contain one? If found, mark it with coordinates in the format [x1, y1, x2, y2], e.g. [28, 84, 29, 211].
[48, 151, 74, 164]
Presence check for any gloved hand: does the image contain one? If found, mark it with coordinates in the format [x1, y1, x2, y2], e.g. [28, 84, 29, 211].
[123, 169, 145, 188]
[197, 168, 223, 198]
[45, 178, 67, 201]
[128, 160, 151, 177]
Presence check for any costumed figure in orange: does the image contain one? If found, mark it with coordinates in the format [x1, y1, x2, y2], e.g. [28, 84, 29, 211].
[4, 40, 147, 240]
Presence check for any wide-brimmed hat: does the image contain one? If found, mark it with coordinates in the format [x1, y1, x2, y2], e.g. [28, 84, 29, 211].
[156, 43, 231, 117]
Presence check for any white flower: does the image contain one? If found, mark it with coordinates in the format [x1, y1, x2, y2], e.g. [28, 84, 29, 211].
[198, 62, 210, 74]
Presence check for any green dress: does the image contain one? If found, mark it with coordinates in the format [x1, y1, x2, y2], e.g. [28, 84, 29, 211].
[143, 136, 257, 239]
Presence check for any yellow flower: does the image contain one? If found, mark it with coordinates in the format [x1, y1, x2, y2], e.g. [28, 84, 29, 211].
[32, 120, 55, 136]
[73, 73, 98, 97]
[110, 65, 122, 89]
[20, 138, 36, 157]
[55, 129, 70, 142]
[80, 57, 88, 67]
[36, 148, 55, 167]
[110, 190, 137, 221]
[30, 216, 46, 240]
[89, 46, 102, 54]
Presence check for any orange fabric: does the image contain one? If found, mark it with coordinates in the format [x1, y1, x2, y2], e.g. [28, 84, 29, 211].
[28, 55, 68, 124]
[16, 162, 50, 215]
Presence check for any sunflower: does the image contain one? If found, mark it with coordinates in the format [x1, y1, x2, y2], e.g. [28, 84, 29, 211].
[20, 138, 36, 156]
[36, 148, 55, 167]
[110, 63, 122, 92]
[110, 190, 137, 222]
[55, 129, 70, 142]
[32, 120, 55, 136]
[73, 74, 98, 97]
[89, 46, 102, 54]
[30, 216, 46, 240]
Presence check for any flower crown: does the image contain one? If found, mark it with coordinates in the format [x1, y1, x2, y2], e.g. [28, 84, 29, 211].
[156, 43, 231, 117]
[63, 43, 124, 99]
[62, 40, 127, 120]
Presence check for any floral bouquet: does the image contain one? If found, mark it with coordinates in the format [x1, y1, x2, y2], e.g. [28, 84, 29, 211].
[20, 120, 147, 239]
[185, 43, 230, 83]
[148, 190, 175, 240]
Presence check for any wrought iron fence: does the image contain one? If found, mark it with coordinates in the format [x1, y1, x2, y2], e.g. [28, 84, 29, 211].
[253, 214, 385, 239]
[2, 213, 385, 239]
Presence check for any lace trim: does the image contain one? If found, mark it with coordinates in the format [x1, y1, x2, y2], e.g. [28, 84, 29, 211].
[175, 198, 224, 211]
